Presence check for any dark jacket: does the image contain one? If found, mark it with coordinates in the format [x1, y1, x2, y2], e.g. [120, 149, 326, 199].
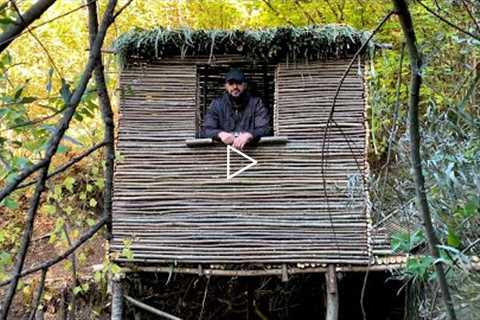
[201, 93, 272, 141]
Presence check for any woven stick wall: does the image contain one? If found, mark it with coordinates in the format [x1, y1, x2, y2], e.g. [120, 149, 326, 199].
[111, 57, 370, 266]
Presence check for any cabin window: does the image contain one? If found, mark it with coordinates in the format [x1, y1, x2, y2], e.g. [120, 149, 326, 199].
[195, 64, 275, 138]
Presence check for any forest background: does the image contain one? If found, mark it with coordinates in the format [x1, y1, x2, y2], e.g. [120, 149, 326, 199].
[0, 0, 479, 319]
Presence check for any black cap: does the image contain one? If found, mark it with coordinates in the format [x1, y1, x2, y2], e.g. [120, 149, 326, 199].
[225, 68, 246, 83]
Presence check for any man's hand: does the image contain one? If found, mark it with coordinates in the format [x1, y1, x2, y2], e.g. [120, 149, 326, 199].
[218, 131, 235, 145]
[233, 132, 253, 150]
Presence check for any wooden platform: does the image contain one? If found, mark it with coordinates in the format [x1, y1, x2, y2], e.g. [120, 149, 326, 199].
[111, 57, 372, 266]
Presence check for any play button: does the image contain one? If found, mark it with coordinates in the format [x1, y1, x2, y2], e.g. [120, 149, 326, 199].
[226, 145, 257, 180]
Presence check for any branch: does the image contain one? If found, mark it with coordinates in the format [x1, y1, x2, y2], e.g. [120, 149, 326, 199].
[417, 0, 480, 42]
[460, 0, 480, 33]
[319, 10, 394, 253]
[260, 0, 295, 26]
[383, 42, 405, 170]
[392, 1, 457, 319]
[0, 0, 56, 54]
[9, 0, 63, 79]
[87, 0, 120, 240]
[27, 268, 47, 320]
[0, 0, 118, 317]
[294, 1, 316, 24]
[17, 141, 106, 189]
[113, 0, 133, 19]
[124, 295, 182, 320]
[0, 158, 48, 203]
[4, 107, 65, 131]
[0, 216, 107, 287]
[378, 42, 406, 216]
[0, 1, 98, 49]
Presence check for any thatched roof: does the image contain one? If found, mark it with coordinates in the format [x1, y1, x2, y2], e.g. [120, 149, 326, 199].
[114, 25, 370, 64]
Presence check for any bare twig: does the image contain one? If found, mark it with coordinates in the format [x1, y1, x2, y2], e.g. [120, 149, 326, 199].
[0, 0, 56, 54]
[460, 0, 480, 33]
[383, 42, 405, 170]
[0, 1, 98, 50]
[27, 268, 47, 320]
[417, 0, 480, 42]
[17, 142, 106, 189]
[4, 107, 66, 131]
[62, 221, 78, 320]
[260, 0, 295, 26]
[360, 263, 371, 320]
[378, 42, 406, 217]
[320, 10, 395, 254]
[9, 0, 63, 79]
[199, 276, 210, 320]
[294, 0, 316, 24]
[113, 0, 133, 19]
[392, 1, 457, 319]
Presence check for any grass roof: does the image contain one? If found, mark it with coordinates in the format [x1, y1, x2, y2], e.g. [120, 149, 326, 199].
[114, 25, 371, 65]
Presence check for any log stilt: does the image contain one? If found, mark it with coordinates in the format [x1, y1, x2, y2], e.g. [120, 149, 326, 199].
[325, 265, 339, 320]
[111, 278, 124, 320]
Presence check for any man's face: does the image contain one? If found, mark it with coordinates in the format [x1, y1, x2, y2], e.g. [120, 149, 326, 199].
[225, 80, 247, 98]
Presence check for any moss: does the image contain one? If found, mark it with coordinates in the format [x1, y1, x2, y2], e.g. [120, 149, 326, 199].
[113, 25, 371, 65]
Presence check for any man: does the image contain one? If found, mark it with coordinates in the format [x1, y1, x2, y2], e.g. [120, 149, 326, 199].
[201, 68, 271, 150]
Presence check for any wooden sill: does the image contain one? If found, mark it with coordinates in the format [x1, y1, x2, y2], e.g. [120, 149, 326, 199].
[185, 136, 288, 147]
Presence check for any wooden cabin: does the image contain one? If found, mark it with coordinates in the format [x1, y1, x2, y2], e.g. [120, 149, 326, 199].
[110, 25, 402, 316]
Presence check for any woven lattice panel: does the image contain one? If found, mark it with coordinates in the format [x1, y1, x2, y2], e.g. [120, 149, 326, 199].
[111, 58, 370, 265]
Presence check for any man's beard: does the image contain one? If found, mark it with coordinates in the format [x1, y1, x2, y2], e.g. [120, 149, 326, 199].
[229, 90, 245, 102]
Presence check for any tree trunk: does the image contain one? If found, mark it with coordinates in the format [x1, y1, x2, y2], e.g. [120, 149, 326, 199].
[391, 1, 457, 319]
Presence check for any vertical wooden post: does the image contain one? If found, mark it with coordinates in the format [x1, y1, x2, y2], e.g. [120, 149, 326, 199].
[111, 277, 124, 320]
[247, 278, 254, 320]
[325, 265, 339, 320]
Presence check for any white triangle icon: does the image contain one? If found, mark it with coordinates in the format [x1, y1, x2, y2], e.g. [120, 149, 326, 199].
[226, 145, 257, 180]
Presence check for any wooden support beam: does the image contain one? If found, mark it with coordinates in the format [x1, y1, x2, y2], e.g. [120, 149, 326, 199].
[325, 265, 339, 320]
[124, 295, 182, 320]
[111, 278, 124, 320]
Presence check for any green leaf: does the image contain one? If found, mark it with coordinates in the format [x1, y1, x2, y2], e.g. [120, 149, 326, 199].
[94, 271, 102, 283]
[95, 178, 105, 189]
[46, 68, 54, 93]
[81, 283, 90, 292]
[63, 176, 75, 192]
[64, 206, 73, 215]
[0, 252, 12, 266]
[110, 263, 122, 275]
[0, 17, 15, 25]
[19, 96, 37, 104]
[447, 228, 461, 248]
[44, 204, 56, 215]
[14, 85, 24, 100]
[60, 79, 72, 103]
[73, 286, 82, 295]
[57, 145, 70, 154]
[2, 197, 18, 209]
[463, 198, 479, 217]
